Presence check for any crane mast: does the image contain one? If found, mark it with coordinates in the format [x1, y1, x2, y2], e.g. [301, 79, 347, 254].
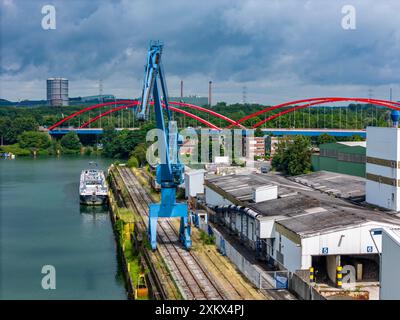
[135, 41, 191, 250]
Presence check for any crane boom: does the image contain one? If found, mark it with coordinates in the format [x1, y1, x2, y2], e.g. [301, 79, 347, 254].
[135, 41, 191, 250]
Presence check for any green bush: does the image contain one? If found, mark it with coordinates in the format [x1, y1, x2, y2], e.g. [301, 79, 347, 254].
[37, 149, 50, 156]
[0, 143, 30, 156]
[127, 156, 139, 168]
[49, 140, 61, 155]
[199, 230, 215, 245]
[62, 148, 80, 155]
[84, 147, 93, 156]
[131, 143, 147, 167]
[60, 131, 82, 151]
[18, 131, 51, 150]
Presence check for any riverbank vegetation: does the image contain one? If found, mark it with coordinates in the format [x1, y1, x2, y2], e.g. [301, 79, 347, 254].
[0, 130, 96, 157]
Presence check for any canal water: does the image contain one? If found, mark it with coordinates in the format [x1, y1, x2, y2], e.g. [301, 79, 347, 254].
[0, 156, 127, 299]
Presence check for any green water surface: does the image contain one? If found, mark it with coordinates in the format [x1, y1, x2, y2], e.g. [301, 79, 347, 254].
[0, 156, 127, 299]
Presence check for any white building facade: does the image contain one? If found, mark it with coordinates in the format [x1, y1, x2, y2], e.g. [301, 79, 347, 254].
[366, 126, 400, 211]
[380, 228, 400, 299]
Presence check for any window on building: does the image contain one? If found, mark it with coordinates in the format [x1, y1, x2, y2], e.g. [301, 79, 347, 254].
[337, 152, 366, 163]
[320, 149, 338, 158]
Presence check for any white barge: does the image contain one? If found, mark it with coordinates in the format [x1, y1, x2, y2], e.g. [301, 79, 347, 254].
[79, 167, 108, 205]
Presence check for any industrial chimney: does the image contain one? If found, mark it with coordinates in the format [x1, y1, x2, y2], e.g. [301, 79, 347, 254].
[208, 81, 212, 107]
[180, 80, 183, 100]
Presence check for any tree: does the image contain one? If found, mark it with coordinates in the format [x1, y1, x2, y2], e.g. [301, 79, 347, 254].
[60, 132, 81, 151]
[0, 117, 12, 144]
[243, 116, 261, 127]
[18, 131, 51, 150]
[12, 116, 39, 135]
[272, 135, 312, 176]
[101, 122, 155, 159]
[42, 115, 59, 127]
[350, 134, 364, 141]
[131, 143, 147, 167]
[317, 133, 336, 145]
[255, 127, 264, 137]
[101, 124, 119, 157]
[0, 116, 38, 144]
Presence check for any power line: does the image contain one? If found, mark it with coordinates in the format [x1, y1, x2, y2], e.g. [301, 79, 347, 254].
[242, 85, 247, 104]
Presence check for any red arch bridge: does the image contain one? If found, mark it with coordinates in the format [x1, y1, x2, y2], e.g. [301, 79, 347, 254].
[48, 97, 400, 138]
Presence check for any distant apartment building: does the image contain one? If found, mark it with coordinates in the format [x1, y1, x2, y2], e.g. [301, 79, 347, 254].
[47, 77, 69, 106]
[244, 136, 266, 158]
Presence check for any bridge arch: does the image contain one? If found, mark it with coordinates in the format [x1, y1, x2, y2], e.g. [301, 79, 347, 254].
[252, 97, 400, 128]
[169, 101, 245, 128]
[48, 100, 135, 130]
[79, 102, 221, 130]
[230, 97, 400, 128]
[49, 100, 241, 130]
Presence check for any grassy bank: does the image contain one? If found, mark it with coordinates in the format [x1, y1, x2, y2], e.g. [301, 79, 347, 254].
[109, 184, 149, 300]
[0, 144, 101, 157]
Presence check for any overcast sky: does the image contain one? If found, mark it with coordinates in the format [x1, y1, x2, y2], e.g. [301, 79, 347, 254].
[1, 0, 400, 104]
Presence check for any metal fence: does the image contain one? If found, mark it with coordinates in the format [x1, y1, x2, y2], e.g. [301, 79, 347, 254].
[211, 227, 289, 290]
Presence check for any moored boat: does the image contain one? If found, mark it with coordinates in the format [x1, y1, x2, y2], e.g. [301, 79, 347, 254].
[79, 167, 108, 205]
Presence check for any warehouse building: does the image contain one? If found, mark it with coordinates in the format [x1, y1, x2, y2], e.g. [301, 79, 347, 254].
[380, 228, 400, 299]
[205, 172, 400, 285]
[311, 141, 366, 178]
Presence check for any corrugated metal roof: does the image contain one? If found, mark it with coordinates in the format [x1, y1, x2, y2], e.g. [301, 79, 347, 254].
[337, 141, 366, 147]
[291, 171, 365, 199]
[384, 228, 400, 244]
[206, 172, 400, 237]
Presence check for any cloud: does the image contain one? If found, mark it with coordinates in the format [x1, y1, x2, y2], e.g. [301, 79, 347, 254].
[1, 0, 400, 103]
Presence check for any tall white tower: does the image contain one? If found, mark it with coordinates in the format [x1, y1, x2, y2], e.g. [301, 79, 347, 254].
[366, 111, 400, 211]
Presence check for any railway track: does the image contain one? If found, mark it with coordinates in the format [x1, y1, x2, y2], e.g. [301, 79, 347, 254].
[136, 169, 268, 300]
[117, 166, 226, 300]
[109, 168, 179, 300]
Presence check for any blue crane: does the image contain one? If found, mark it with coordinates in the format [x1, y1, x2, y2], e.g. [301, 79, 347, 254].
[135, 40, 192, 250]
